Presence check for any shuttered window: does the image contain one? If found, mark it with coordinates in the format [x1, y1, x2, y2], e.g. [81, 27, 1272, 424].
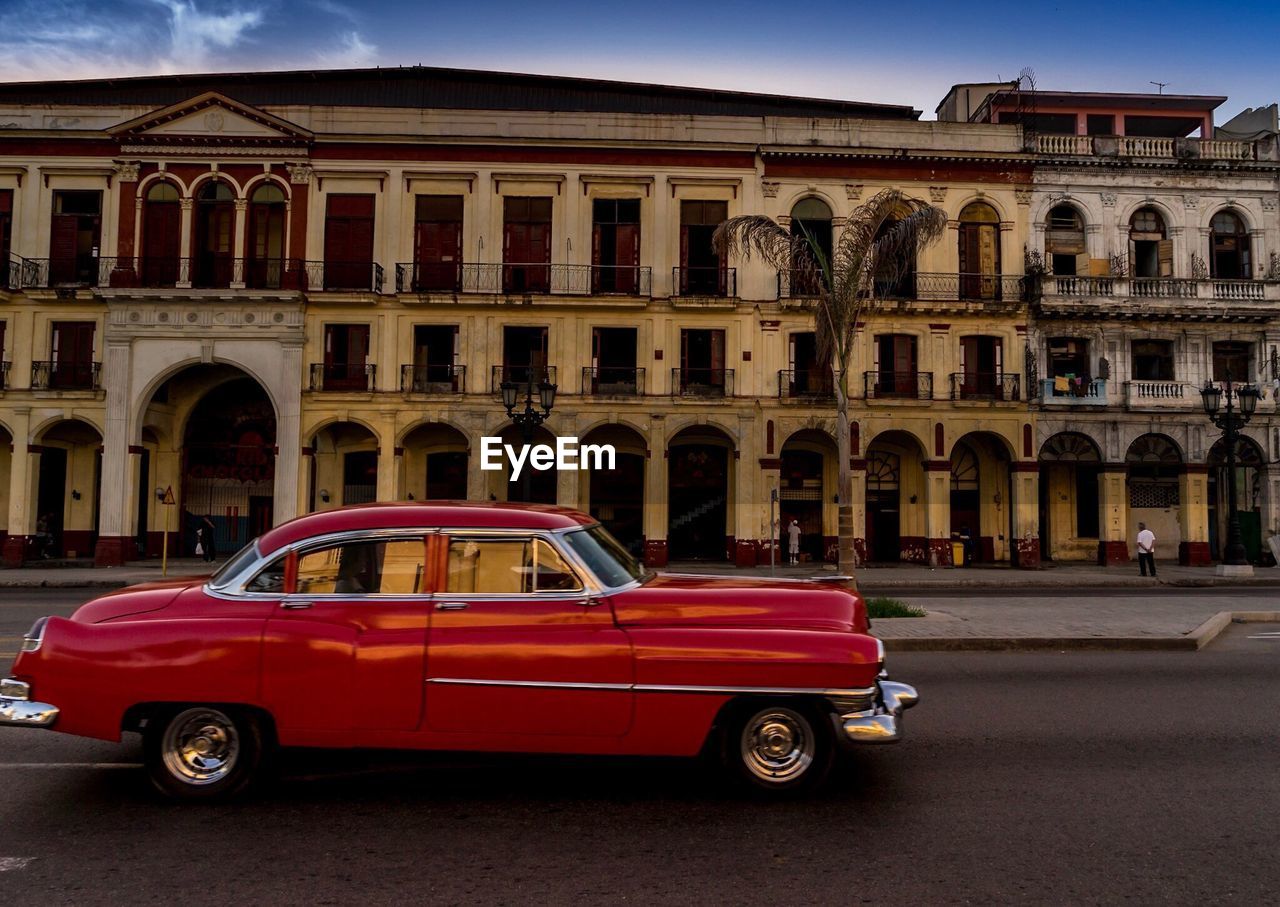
[324, 194, 376, 290]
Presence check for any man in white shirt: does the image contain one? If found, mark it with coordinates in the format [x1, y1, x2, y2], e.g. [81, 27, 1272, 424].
[787, 519, 803, 565]
[1136, 523, 1157, 577]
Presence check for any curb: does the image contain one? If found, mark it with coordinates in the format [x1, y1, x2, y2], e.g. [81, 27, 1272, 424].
[880, 610, 1280, 652]
[0, 580, 131, 589]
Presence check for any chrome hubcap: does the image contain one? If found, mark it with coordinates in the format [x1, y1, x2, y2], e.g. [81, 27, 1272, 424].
[740, 708, 814, 783]
[161, 708, 240, 786]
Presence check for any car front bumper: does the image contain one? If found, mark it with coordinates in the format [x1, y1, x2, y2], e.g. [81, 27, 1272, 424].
[836, 676, 918, 745]
[0, 679, 59, 729]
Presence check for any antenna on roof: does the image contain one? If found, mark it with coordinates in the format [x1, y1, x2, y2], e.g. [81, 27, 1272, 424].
[1150, 81, 1169, 94]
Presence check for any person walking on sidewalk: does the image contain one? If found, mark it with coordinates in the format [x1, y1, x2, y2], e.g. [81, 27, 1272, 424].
[1136, 523, 1157, 577]
[787, 519, 802, 565]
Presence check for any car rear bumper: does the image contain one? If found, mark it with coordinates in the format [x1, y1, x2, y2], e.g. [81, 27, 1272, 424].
[0, 679, 59, 729]
[836, 677, 918, 745]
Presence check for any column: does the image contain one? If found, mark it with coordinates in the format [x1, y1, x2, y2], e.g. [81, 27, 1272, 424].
[465, 428, 487, 501]
[230, 198, 248, 288]
[734, 416, 758, 568]
[1010, 461, 1041, 568]
[848, 457, 867, 568]
[1098, 463, 1129, 564]
[3, 409, 34, 567]
[556, 460, 579, 511]
[758, 457, 781, 568]
[177, 198, 193, 289]
[95, 339, 134, 566]
[923, 460, 953, 567]
[376, 423, 398, 502]
[273, 341, 304, 524]
[1179, 464, 1211, 565]
[642, 416, 668, 567]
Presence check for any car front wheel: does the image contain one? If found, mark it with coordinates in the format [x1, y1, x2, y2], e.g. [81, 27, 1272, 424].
[143, 706, 269, 801]
[724, 702, 833, 794]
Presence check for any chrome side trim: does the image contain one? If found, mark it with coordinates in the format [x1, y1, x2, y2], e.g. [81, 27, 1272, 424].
[424, 677, 877, 698]
[0, 678, 30, 700]
[837, 679, 919, 746]
[0, 697, 59, 728]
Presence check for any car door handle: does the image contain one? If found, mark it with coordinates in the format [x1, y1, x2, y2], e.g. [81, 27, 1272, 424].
[281, 600, 314, 610]
[435, 601, 469, 611]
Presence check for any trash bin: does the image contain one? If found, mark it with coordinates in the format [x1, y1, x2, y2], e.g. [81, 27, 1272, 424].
[951, 540, 965, 566]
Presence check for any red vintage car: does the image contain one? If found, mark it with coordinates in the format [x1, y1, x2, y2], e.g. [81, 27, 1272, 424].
[1, 502, 917, 799]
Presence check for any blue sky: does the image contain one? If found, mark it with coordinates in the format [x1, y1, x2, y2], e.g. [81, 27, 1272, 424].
[0, 0, 1276, 119]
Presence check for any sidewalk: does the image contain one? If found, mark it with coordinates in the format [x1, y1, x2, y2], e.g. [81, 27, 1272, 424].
[0, 558, 214, 588]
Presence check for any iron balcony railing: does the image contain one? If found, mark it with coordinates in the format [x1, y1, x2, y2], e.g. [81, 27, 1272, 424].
[395, 262, 652, 296]
[864, 370, 934, 400]
[4, 253, 39, 290]
[98, 256, 304, 291]
[779, 369, 834, 401]
[400, 363, 465, 394]
[672, 367, 733, 397]
[309, 363, 376, 392]
[491, 365, 557, 393]
[673, 266, 735, 297]
[18, 255, 101, 289]
[302, 261, 384, 293]
[777, 269, 827, 300]
[582, 366, 645, 396]
[31, 360, 100, 390]
[950, 371, 1020, 402]
[0, 361, 9, 390]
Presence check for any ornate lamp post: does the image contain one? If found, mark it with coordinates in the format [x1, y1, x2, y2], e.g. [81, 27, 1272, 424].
[1200, 371, 1260, 569]
[500, 375, 557, 502]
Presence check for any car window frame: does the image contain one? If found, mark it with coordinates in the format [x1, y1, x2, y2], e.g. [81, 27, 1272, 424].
[440, 532, 588, 599]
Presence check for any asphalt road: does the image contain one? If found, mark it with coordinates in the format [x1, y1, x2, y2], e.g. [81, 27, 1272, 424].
[1, 590, 1278, 904]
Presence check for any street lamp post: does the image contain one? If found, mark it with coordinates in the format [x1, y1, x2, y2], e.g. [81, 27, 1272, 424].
[500, 374, 557, 502]
[1199, 370, 1259, 570]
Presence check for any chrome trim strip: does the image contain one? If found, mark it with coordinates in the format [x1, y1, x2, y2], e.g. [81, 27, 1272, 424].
[424, 677, 877, 698]
[0, 697, 59, 728]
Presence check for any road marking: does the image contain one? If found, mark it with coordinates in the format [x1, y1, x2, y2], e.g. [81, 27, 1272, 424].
[0, 857, 34, 872]
[1247, 633, 1280, 639]
[0, 763, 142, 770]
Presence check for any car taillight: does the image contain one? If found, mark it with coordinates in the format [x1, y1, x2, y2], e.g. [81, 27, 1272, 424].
[21, 617, 49, 653]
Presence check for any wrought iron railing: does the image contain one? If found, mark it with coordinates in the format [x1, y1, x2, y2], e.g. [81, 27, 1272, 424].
[778, 369, 834, 401]
[395, 262, 651, 296]
[777, 269, 827, 300]
[19, 256, 100, 289]
[400, 364, 465, 394]
[672, 367, 733, 397]
[491, 365, 557, 393]
[950, 371, 1020, 402]
[673, 266, 735, 297]
[98, 256, 306, 291]
[309, 362, 376, 392]
[0, 361, 9, 390]
[582, 366, 645, 395]
[31, 360, 100, 390]
[864, 370, 934, 400]
[302, 261, 384, 293]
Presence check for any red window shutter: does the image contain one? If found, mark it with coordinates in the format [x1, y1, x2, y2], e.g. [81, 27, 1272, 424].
[617, 223, 639, 268]
[350, 325, 370, 366]
[591, 223, 602, 268]
[50, 215, 78, 264]
[323, 325, 337, 369]
[710, 330, 725, 372]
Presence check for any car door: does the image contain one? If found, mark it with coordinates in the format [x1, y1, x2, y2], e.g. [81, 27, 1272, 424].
[424, 533, 634, 738]
[260, 533, 431, 735]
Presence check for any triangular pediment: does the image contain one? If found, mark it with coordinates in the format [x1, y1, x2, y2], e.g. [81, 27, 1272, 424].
[110, 92, 312, 143]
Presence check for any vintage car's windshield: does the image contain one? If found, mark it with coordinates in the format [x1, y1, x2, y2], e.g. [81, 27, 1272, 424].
[207, 541, 260, 589]
[563, 524, 648, 588]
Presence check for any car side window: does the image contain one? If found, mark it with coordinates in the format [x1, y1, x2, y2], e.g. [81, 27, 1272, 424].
[445, 537, 582, 594]
[295, 539, 426, 595]
[245, 556, 287, 593]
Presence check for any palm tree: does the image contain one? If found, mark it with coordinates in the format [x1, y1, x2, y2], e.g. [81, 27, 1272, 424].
[713, 188, 948, 584]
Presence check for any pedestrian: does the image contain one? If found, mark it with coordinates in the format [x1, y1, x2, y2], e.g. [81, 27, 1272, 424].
[786, 518, 802, 566]
[199, 515, 217, 563]
[1136, 522, 1157, 577]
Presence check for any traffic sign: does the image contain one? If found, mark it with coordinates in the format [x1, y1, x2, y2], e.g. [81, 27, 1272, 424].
[160, 486, 175, 505]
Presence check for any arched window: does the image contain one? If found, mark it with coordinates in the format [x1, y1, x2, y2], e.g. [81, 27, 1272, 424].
[247, 182, 287, 289]
[873, 205, 919, 300]
[958, 202, 1001, 299]
[140, 181, 181, 286]
[788, 197, 833, 297]
[1045, 205, 1086, 276]
[1210, 210, 1251, 279]
[193, 180, 235, 287]
[1129, 207, 1169, 278]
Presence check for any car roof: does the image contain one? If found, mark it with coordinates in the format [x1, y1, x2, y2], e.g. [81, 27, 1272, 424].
[255, 501, 596, 556]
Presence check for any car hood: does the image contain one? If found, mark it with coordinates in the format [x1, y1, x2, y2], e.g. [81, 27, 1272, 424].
[610, 573, 866, 632]
[70, 577, 207, 624]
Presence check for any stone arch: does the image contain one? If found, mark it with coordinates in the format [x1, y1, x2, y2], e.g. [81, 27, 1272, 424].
[309, 420, 381, 510]
[1116, 196, 1180, 234]
[400, 421, 471, 503]
[1038, 430, 1105, 563]
[395, 416, 472, 448]
[779, 187, 842, 219]
[242, 173, 293, 201]
[188, 171, 245, 200]
[579, 422, 649, 556]
[952, 193, 1010, 224]
[131, 354, 284, 446]
[667, 422, 736, 562]
[30, 413, 104, 444]
[780, 427, 838, 563]
[574, 415, 651, 442]
[30, 417, 105, 560]
[137, 171, 191, 198]
[951, 430, 1014, 563]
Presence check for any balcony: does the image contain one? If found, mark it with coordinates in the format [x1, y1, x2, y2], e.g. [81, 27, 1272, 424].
[1124, 380, 1188, 408]
[401, 364, 465, 394]
[302, 261, 384, 294]
[582, 366, 645, 396]
[3, 254, 37, 291]
[864, 371, 934, 401]
[31, 360, 100, 391]
[672, 267, 736, 299]
[18, 256, 100, 289]
[672, 367, 733, 398]
[1038, 377, 1108, 406]
[0, 361, 9, 390]
[309, 363, 376, 392]
[491, 365, 557, 394]
[950, 372, 1020, 402]
[779, 369, 835, 402]
[395, 262, 652, 297]
[1037, 275, 1275, 302]
[782, 271, 1027, 304]
[99, 257, 306, 291]
[1035, 134, 1269, 161]
[777, 269, 827, 301]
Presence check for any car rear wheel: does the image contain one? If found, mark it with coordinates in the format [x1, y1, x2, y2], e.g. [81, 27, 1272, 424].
[723, 701, 833, 794]
[143, 706, 268, 801]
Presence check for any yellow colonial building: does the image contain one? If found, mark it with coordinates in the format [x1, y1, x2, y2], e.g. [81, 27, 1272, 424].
[0, 66, 1088, 569]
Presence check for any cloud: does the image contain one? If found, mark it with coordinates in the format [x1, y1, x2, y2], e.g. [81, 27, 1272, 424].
[149, 0, 264, 72]
[312, 31, 379, 69]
